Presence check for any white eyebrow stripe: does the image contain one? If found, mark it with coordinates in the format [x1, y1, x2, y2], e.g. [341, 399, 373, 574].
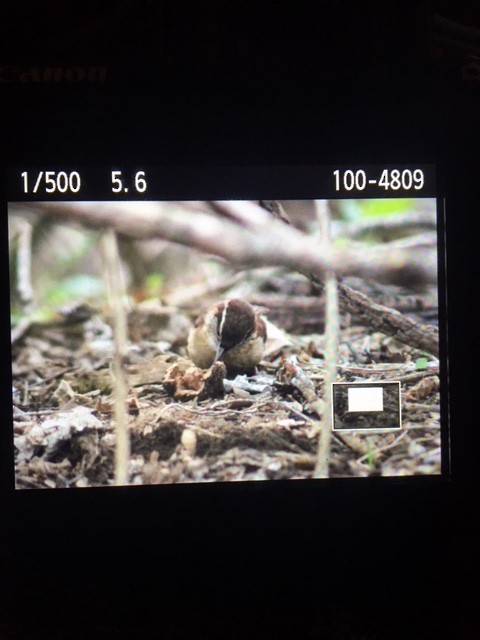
[217, 299, 230, 339]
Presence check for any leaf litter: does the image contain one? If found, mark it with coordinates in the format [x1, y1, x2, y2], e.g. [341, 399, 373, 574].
[12, 296, 442, 489]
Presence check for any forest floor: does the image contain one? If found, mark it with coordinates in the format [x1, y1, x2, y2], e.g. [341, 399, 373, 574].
[12, 278, 442, 489]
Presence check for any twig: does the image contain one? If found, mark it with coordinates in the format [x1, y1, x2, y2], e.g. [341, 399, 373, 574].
[314, 201, 338, 479]
[403, 402, 440, 412]
[337, 363, 411, 377]
[257, 200, 291, 225]
[355, 430, 409, 465]
[278, 357, 324, 419]
[11, 221, 35, 343]
[336, 364, 439, 383]
[257, 427, 305, 454]
[336, 209, 436, 240]
[188, 425, 224, 439]
[314, 273, 337, 478]
[402, 424, 440, 430]
[208, 200, 272, 227]
[397, 368, 439, 383]
[377, 232, 437, 250]
[163, 271, 246, 307]
[16, 219, 34, 310]
[416, 446, 441, 461]
[100, 229, 130, 486]
[11, 317, 33, 345]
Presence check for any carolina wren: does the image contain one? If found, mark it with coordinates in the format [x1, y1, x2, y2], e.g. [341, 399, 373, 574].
[187, 298, 267, 375]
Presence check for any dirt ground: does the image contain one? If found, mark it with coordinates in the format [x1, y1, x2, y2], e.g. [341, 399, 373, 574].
[12, 279, 442, 489]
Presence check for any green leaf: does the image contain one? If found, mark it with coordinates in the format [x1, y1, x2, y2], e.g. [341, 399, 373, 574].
[415, 357, 429, 371]
[338, 198, 414, 223]
[358, 199, 413, 219]
[45, 274, 104, 306]
[144, 273, 164, 298]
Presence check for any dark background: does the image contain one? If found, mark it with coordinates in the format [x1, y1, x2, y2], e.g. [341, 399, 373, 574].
[1, 2, 479, 638]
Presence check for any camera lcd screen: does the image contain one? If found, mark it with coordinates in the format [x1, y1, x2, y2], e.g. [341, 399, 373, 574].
[7, 165, 448, 489]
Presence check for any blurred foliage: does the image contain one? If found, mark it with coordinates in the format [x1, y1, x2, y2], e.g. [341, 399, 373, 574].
[340, 198, 413, 222]
[9, 198, 426, 323]
[333, 198, 427, 246]
[144, 273, 164, 298]
[365, 443, 376, 469]
[10, 274, 104, 325]
[44, 274, 104, 306]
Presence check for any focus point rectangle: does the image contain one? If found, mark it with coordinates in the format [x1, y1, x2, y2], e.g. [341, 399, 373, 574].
[347, 386, 383, 412]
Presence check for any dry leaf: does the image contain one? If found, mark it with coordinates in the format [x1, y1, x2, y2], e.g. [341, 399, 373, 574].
[163, 361, 226, 401]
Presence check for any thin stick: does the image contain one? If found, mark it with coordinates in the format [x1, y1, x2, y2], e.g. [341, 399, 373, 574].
[100, 229, 130, 486]
[314, 201, 339, 479]
[16, 220, 34, 310]
[314, 275, 338, 478]
[356, 430, 408, 465]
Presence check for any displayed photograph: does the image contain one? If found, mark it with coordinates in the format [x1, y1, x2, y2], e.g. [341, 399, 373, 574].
[9, 198, 442, 488]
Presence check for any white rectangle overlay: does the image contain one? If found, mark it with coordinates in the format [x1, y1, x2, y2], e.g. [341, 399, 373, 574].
[347, 386, 383, 412]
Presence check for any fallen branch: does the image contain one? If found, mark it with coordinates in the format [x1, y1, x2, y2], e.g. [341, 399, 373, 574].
[16, 200, 439, 356]
[339, 282, 438, 356]
[254, 200, 439, 357]
[15, 201, 437, 287]
[311, 276, 439, 356]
